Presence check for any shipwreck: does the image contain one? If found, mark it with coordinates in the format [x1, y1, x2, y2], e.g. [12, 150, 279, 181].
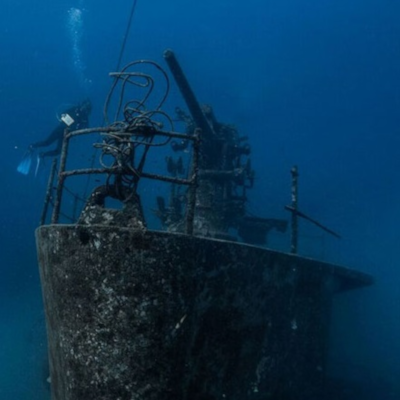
[35, 50, 373, 400]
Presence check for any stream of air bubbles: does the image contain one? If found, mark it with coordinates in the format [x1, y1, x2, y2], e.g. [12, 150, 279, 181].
[67, 2, 92, 92]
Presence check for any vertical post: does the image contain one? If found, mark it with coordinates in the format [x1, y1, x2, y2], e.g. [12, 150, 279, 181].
[290, 166, 299, 254]
[185, 129, 200, 235]
[40, 158, 58, 226]
[51, 129, 70, 224]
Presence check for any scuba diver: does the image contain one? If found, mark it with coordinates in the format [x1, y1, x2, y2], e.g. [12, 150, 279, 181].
[17, 98, 92, 175]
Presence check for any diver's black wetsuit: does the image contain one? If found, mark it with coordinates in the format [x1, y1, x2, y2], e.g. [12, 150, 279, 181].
[31, 102, 91, 158]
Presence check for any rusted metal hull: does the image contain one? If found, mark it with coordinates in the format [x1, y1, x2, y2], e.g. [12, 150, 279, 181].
[36, 225, 372, 400]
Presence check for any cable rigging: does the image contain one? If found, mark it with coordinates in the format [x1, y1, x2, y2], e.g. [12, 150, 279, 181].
[115, 0, 139, 72]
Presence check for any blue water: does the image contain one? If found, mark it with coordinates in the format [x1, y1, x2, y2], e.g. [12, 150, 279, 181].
[1, 0, 399, 398]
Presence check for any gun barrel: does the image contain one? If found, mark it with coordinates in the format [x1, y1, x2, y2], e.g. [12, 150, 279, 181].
[163, 49, 213, 140]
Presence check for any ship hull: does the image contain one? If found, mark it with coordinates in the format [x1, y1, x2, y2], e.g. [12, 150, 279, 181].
[36, 225, 372, 400]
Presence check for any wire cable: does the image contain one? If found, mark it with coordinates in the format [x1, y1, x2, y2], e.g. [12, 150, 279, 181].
[116, 0, 139, 72]
[82, 0, 139, 203]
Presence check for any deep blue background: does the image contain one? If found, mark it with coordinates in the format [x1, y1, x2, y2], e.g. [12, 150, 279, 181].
[1, 0, 399, 398]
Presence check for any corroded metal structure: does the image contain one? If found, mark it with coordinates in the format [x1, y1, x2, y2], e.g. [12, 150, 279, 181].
[36, 51, 373, 400]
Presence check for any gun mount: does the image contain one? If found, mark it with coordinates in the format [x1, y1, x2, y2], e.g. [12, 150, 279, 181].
[158, 49, 287, 244]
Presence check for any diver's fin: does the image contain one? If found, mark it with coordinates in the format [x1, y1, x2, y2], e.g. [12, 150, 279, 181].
[17, 150, 33, 175]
